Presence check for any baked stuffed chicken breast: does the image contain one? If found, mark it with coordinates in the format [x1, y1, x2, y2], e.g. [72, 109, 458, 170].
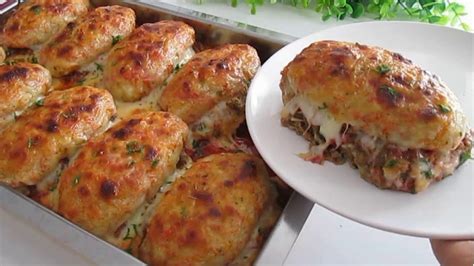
[56, 111, 189, 239]
[39, 5, 135, 77]
[139, 152, 279, 266]
[1, 0, 90, 49]
[159, 44, 260, 141]
[0, 86, 116, 187]
[103, 20, 195, 102]
[0, 63, 52, 129]
[281, 40, 472, 193]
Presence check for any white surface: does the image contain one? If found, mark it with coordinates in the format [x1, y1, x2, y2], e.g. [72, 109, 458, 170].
[247, 21, 474, 239]
[0, 207, 93, 266]
[1, 1, 473, 265]
[285, 204, 438, 265]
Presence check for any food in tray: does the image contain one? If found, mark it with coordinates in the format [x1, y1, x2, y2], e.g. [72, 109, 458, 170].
[139, 152, 280, 265]
[39, 5, 136, 77]
[0, 0, 90, 49]
[280, 40, 472, 193]
[160, 44, 260, 141]
[55, 111, 188, 238]
[0, 1, 287, 264]
[103, 20, 195, 102]
[0, 86, 116, 187]
[0, 62, 52, 129]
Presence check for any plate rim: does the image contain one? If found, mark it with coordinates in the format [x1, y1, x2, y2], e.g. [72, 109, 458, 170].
[246, 20, 474, 239]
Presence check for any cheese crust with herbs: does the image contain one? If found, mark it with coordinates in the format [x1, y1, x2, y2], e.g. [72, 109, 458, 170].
[56, 111, 189, 238]
[0, 63, 52, 129]
[281, 40, 472, 193]
[103, 20, 195, 102]
[139, 152, 279, 266]
[39, 5, 135, 77]
[159, 44, 260, 140]
[1, 0, 90, 48]
[0, 86, 116, 187]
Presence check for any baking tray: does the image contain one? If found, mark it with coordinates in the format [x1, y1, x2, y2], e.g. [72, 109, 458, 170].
[0, 1, 314, 265]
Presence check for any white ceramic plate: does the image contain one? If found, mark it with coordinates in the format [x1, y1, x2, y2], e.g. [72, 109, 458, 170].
[247, 21, 474, 239]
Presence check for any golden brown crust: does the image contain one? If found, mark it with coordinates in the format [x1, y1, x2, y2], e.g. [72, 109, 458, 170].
[1, 0, 90, 48]
[0, 47, 5, 63]
[39, 5, 135, 77]
[103, 20, 195, 102]
[0, 63, 52, 128]
[57, 111, 189, 238]
[139, 153, 274, 266]
[159, 44, 260, 138]
[281, 40, 467, 151]
[0, 86, 116, 187]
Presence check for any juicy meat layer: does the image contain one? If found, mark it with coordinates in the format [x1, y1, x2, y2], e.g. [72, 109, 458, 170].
[0, 63, 52, 129]
[139, 153, 276, 266]
[283, 109, 472, 193]
[159, 44, 260, 139]
[103, 20, 195, 102]
[0, 86, 116, 187]
[57, 111, 189, 238]
[39, 5, 135, 77]
[1, 0, 90, 48]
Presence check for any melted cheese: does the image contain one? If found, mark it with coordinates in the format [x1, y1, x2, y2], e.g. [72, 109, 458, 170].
[282, 95, 343, 158]
[106, 154, 192, 250]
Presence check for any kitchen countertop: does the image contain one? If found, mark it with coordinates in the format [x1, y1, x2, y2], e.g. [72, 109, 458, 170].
[1, 0, 472, 265]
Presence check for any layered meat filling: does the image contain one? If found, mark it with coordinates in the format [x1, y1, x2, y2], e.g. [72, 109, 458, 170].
[282, 96, 472, 193]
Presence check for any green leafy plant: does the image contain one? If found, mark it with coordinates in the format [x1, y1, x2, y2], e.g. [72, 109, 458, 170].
[201, 0, 470, 31]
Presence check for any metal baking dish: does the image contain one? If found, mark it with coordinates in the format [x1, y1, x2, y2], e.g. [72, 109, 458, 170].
[0, 1, 313, 264]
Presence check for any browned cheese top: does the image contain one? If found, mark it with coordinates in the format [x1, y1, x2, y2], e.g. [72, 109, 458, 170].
[39, 5, 136, 76]
[0, 63, 52, 125]
[1, 0, 90, 48]
[0, 86, 116, 187]
[160, 44, 260, 125]
[58, 111, 189, 238]
[103, 20, 195, 102]
[139, 153, 274, 266]
[281, 40, 468, 151]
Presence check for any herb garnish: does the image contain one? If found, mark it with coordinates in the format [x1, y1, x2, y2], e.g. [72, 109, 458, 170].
[94, 63, 103, 72]
[459, 151, 472, 167]
[438, 104, 451, 114]
[35, 98, 44, 107]
[30, 5, 41, 15]
[31, 56, 39, 64]
[381, 85, 399, 97]
[49, 179, 59, 192]
[318, 102, 328, 110]
[195, 123, 207, 132]
[27, 137, 36, 149]
[423, 169, 434, 179]
[76, 77, 86, 86]
[375, 64, 391, 74]
[72, 175, 81, 186]
[180, 206, 188, 218]
[384, 159, 397, 168]
[112, 35, 123, 45]
[126, 141, 143, 154]
[174, 63, 183, 72]
[151, 159, 159, 168]
[123, 224, 139, 240]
